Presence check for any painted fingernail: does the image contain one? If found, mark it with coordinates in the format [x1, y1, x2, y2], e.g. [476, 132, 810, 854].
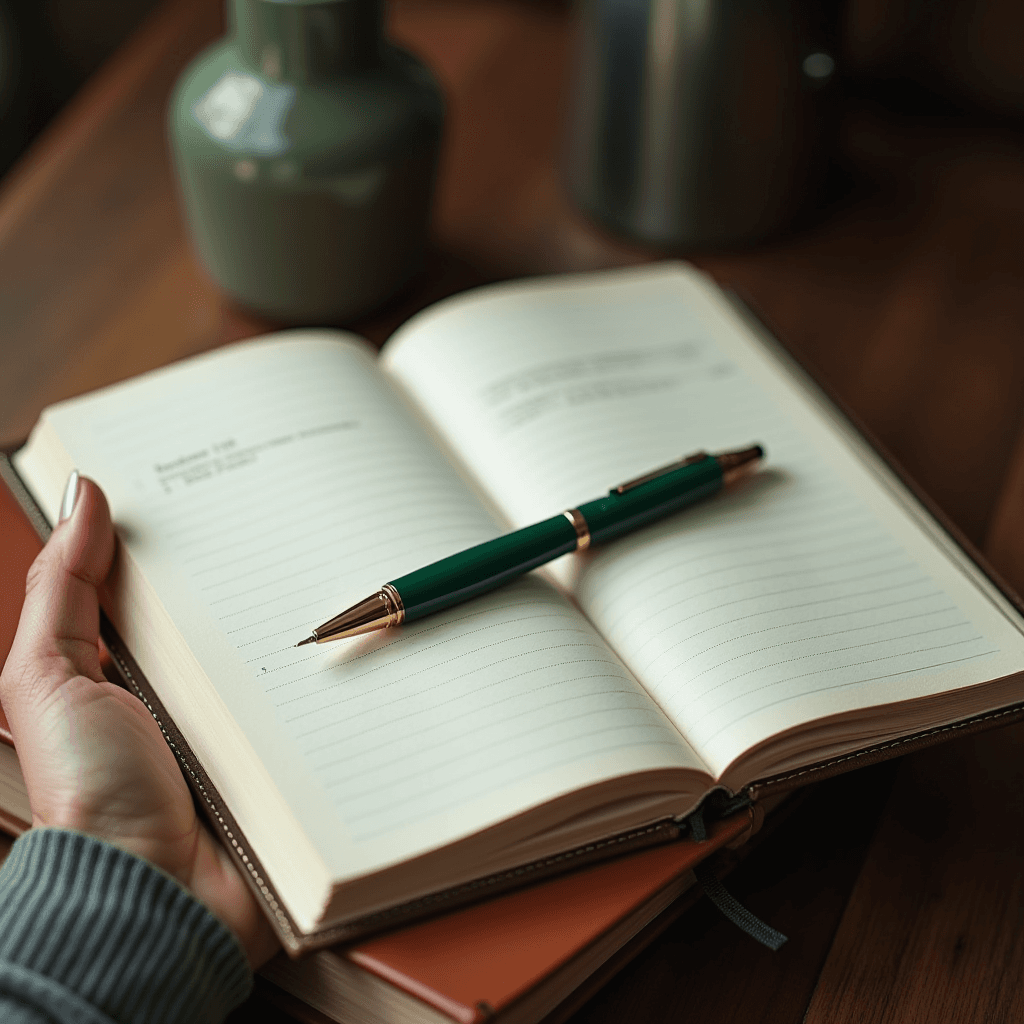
[59, 470, 80, 523]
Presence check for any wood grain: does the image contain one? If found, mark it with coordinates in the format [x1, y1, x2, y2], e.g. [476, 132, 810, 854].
[567, 764, 898, 1024]
[0, 0, 227, 448]
[803, 722, 1024, 1024]
[699, 113, 1024, 547]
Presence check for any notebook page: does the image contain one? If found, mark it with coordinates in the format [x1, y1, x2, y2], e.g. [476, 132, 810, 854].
[383, 265, 1024, 782]
[19, 332, 702, 884]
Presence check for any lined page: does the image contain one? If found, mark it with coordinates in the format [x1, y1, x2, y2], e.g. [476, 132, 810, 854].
[20, 333, 702, 878]
[384, 265, 1024, 781]
[274, 579, 691, 844]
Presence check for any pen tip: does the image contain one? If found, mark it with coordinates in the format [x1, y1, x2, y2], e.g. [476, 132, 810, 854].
[716, 444, 765, 484]
[296, 636, 316, 647]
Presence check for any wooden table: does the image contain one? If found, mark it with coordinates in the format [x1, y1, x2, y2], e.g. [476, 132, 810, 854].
[3, 1, 1024, 1021]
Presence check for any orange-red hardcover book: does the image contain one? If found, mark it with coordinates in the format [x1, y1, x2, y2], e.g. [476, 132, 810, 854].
[259, 813, 751, 1024]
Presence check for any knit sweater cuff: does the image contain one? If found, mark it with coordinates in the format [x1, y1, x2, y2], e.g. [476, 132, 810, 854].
[0, 828, 252, 1024]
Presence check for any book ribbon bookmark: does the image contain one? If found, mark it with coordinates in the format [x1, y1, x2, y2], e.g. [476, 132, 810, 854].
[687, 806, 788, 952]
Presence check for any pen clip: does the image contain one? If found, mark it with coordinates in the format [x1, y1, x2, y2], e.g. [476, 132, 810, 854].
[612, 451, 709, 495]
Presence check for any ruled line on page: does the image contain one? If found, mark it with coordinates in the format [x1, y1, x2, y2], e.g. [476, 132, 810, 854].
[304, 673, 636, 758]
[691, 626, 986, 713]
[679, 606, 963, 686]
[175, 467, 457, 556]
[317, 678, 647, 777]
[599, 544, 908, 642]
[196, 506, 484, 587]
[276, 626, 597, 708]
[604, 561, 923, 662]
[586, 500, 876, 601]
[284, 637, 605, 726]
[342, 718, 679, 830]
[644, 593, 958, 676]
[352, 737, 687, 841]
[241, 598, 540, 663]
[210, 519, 486, 612]
[263, 583, 695, 842]
[151, 441, 410, 537]
[696, 648, 1001, 749]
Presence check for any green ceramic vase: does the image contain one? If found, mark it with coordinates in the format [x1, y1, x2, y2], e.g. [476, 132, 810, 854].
[168, 0, 444, 323]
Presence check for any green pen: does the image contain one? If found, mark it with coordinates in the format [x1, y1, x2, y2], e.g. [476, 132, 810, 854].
[295, 444, 764, 646]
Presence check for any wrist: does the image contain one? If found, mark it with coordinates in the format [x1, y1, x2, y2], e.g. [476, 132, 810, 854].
[0, 828, 252, 1023]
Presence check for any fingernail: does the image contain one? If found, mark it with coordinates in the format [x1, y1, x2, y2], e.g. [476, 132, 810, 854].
[59, 469, 80, 523]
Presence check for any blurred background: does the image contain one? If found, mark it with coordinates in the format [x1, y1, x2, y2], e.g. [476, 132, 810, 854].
[2, 6, 1024, 1022]
[2, 0, 1024, 184]
[0, 0, 163, 176]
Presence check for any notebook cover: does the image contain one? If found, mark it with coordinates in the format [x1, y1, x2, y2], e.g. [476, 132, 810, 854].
[256, 794, 815, 1024]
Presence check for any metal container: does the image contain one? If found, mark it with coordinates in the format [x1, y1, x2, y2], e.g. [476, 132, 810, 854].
[565, 0, 837, 249]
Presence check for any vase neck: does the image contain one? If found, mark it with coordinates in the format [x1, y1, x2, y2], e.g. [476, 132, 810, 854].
[230, 0, 384, 81]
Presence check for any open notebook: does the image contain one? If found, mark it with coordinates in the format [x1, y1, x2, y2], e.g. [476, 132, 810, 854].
[5, 263, 1024, 952]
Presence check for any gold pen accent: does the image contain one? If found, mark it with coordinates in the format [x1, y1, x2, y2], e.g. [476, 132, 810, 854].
[716, 444, 764, 484]
[613, 451, 708, 494]
[297, 582, 404, 646]
[613, 445, 762, 493]
[562, 508, 591, 550]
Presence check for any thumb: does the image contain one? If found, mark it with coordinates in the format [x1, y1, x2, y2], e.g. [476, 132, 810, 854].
[0, 472, 116, 733]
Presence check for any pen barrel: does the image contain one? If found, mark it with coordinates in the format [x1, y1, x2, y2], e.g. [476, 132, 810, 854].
[578, 456, 723, 545]
[392, 514, 579, 622]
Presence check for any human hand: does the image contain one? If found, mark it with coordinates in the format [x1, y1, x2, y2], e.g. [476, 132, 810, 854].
[0, 471, 278, 968]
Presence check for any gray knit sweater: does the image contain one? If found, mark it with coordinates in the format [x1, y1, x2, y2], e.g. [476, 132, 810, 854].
[0, 829, 253, 1023]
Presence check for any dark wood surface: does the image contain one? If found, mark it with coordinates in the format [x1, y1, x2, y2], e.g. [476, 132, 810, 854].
[3, 1, 1024, 1022]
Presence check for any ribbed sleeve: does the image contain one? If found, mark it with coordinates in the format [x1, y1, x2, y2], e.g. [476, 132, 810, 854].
[0, 828, 252, 1024]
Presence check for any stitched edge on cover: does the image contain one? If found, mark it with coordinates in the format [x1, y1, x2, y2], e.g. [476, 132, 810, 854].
[747, 701, 1024, 796]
